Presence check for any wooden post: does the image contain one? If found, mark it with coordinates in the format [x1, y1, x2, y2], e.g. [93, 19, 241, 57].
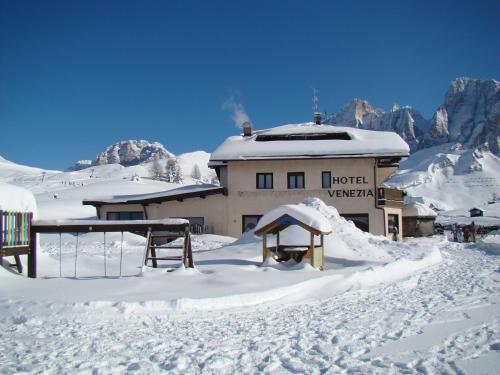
[143, 228, 152, 267]
[182, 226, 194, 268]
[182, 227, 187, 264]
[310, 232, 315, 267]
[14, 255, 23, 274]
[183, 226, 189, 268]
[262, 232, 267, 262]
[184, 226, 194, 268]
[276, 231, 280, 251]
[320, 234, 324, 271]
[28, 214, 36, 278]
[0, 210, 3, 268]
[150, 246, 158, 268]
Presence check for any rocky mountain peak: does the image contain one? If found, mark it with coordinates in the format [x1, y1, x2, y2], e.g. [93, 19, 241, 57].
[326, 99, 423, 151]
[93, 140, 174, 167]
[326, 77, 499, 155]
[330, 98, 379, 128]
[69, 140, 174, 170]
[420, 77, 500, 153]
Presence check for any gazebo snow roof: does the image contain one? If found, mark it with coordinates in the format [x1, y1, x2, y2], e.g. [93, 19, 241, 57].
[254, 204, 332, 236]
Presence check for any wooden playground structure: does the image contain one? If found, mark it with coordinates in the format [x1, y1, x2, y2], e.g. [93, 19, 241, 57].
[0, 210, 35, 277]
[0, 212, 194, 278]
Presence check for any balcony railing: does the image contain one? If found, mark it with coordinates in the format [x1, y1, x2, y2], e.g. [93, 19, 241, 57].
[377, 188, 404, 206]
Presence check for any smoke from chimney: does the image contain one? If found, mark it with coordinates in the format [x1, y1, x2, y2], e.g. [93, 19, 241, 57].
[222, 96, 252, 129]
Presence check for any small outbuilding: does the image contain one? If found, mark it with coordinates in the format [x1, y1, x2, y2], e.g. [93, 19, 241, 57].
[254, 204, 332, 270]
[402, 202, 437, 237]
[469, 208, 485, 217]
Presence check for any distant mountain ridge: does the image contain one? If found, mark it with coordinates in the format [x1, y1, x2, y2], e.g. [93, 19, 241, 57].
[70, 140, 174, 170]
[326, 77, 499, 154]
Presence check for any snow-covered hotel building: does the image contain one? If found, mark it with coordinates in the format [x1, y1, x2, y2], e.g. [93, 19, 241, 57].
[84, 121, 409, 239]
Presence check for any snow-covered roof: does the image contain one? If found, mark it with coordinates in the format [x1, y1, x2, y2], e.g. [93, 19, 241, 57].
[210, 123, 409, 162]
[83, 184, 225, 205]
[34, 218, 189, 226]
[403, 202, 437, 218]
[255, 204, 332, 234]
[469, 207, 485, 212]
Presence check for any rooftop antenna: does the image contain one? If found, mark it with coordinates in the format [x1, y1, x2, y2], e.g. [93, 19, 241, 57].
[312, 87, 321, 124]
[312, 87, 319, 113]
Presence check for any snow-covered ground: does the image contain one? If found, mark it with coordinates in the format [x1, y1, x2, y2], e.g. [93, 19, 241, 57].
[1, 153, 499, 373]
[436, 202, 500, 228]
[1, 199, 442, 304]
[1, 234, 498, 373]
[1, 196, 499, 373]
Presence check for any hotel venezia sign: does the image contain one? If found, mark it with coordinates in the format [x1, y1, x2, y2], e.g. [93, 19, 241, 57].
[327, 175, 374, 198]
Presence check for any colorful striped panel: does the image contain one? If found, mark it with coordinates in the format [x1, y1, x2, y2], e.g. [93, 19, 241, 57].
[0, 211, 32, 248]
[0, 212, 4, 247]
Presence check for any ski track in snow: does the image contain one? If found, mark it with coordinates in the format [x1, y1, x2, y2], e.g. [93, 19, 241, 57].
[0, 242, 499, 374]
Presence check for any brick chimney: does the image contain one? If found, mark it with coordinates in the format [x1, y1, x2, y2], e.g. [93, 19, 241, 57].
[314, 112, 322, 125]
[242, 121, 252, 137]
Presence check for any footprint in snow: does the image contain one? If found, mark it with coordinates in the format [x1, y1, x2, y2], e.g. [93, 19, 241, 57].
[12, 315, 28, 325]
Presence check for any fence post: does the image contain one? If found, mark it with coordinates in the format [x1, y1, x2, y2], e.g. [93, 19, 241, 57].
[28, 213, 36, 278]
[183, 225, 194, 268]
[0, 210, 3, 266]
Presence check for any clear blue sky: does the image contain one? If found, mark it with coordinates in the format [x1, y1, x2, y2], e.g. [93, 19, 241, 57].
[1, 0, 499, 170]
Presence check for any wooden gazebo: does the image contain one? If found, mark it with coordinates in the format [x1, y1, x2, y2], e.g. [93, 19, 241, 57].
[254, 205, 332, 270]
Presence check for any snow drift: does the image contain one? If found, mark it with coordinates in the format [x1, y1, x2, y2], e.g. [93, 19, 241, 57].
[0, 182, 38, 218]
[0, 197, 442, 312]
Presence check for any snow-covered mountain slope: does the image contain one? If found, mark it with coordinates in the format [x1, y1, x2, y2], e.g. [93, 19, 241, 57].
[36, 179, 179, 220]
[385, 143, 500, 210]
[0, 151, 218, 220]
[176, 151, 217, 184]
[0, 155, 60, 183]
[326, 77, 499, 154]
[2, 150, 215, 190]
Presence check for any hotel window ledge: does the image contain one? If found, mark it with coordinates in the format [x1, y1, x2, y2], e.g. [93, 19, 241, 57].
[237, 190, 329, 197]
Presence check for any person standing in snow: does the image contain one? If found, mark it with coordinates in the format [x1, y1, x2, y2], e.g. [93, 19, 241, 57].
[452, 223, 459, 242]
[470, 221, 477, 242]
[392, 226, 399, 241]
[463, 226, 470, 243]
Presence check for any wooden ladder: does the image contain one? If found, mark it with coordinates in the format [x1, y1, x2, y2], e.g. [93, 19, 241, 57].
[144, 227, 194, 269]
[0, 250, 24, 274]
